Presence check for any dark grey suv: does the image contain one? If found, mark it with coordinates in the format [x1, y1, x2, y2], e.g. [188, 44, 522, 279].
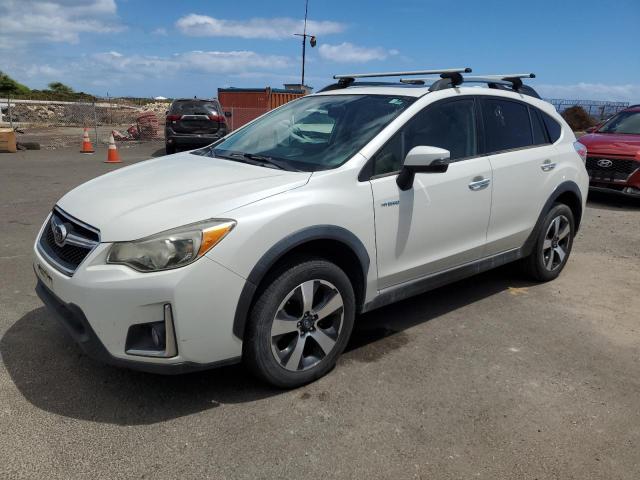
[165, 98, 228, 154]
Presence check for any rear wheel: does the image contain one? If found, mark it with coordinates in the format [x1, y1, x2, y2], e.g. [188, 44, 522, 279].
[522, 203, 575, 282]
[244, 258, 355, 388]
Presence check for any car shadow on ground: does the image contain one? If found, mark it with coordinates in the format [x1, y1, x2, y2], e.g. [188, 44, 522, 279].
[1, 264, 533, 426]
[587, 190, 640, 211]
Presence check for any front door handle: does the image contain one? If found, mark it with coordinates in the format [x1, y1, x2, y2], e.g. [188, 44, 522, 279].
[468, 177, 490, 191]
[541, 159, 557, 172]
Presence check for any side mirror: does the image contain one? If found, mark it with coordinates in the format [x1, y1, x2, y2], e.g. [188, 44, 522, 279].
[224, 111, 232, 118]
[396, 146, 450, 191]
[585, 126, 597, 133]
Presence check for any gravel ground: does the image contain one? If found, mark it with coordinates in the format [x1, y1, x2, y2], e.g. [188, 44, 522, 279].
[1, 144, 639, 479]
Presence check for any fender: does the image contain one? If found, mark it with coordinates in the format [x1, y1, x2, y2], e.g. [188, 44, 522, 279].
[521, 180, 583, 257]
[232, 225, 370, 340]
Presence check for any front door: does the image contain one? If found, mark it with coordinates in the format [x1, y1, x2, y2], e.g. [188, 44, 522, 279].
[367, 97, 493, 289]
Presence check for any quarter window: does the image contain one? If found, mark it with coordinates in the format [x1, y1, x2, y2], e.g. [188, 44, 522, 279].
[530, 107, 548, 145]
[541, 112, 562, 143]
[481, 99, 533, 153]
[372, 99, 477, 176]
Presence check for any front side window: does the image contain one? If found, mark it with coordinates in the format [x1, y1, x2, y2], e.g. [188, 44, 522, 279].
[209, 94, 414, 171]
[598, 111, 640, 135]
[372, 99, 477, 176]
[482, 99, 533, 153]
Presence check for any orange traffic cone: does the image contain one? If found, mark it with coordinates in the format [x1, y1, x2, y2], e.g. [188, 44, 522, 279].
[104, 133, 122, 164]
[80, 128, 94, 154]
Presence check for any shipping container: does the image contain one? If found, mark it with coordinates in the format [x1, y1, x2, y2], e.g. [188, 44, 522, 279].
[217, 87, 307, 130]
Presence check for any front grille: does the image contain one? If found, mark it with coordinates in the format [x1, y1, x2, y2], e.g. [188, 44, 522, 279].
[38, 208, 100, 275]
[586, 156, 640, 182]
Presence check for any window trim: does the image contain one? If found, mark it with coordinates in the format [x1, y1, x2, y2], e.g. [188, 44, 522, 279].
[360, 95, 482, 182]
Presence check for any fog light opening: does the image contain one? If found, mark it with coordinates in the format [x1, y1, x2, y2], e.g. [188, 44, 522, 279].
[125, 303, 177, 358]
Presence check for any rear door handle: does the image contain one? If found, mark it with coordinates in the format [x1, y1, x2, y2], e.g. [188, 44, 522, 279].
[541, 159, 556, 172]
[468, 177, 490, 191]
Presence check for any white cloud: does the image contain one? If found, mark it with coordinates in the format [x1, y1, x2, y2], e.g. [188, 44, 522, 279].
[152, 28, 168, 36]
[176, 14, 345, 39]
[91, 50, 290, 75]
[318, 42, 397, 63]
[0, 0, 122, 46]
[537, 83, 640, 103]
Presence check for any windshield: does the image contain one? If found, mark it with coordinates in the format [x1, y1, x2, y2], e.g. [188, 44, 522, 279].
[598, 111, 640, 135]
[207, 94, 415, 171]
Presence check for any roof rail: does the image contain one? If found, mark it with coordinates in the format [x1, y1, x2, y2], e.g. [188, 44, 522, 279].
[317, 68, 472, 92]
[333, 68, 472, 80]
[420, 72, 540, 99]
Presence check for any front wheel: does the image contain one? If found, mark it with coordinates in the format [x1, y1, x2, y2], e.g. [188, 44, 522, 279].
[243, 259, 355, 388]
[522, 203, 575, 282]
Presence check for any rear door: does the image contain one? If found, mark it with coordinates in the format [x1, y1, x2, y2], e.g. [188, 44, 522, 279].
[168, 100, 223, 134]
[480, 97, 561, 255]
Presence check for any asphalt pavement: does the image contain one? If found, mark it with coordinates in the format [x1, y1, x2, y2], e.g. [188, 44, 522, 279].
[1, 142, 639, 479]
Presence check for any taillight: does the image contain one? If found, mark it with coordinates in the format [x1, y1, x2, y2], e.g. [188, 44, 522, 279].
[166, 114, 182, 123]
[208, 114, 224, 123]
[573, 141, 587, 164]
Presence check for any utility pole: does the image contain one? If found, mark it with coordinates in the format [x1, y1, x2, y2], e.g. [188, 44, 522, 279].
[294, 0, 316, 87]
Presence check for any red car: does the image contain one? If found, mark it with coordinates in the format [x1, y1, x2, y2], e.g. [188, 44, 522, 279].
[578, 104, 640, 196]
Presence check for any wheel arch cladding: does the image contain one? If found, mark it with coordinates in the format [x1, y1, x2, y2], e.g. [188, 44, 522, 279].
[522, 181, 583, 256]
[232, 225, 370, 340]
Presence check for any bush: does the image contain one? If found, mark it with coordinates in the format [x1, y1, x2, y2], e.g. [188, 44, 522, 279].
[561, 106, 596, 131]
[0, 71, 30, 95]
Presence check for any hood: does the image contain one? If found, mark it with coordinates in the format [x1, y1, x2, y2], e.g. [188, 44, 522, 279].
[58, 151, 311, 241]
[579, 133, 640, 157]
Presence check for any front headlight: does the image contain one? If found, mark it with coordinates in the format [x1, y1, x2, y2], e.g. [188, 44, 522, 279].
[107, 219, 235, 272]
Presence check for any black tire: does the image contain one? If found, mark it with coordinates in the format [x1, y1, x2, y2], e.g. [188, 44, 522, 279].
[243, 258, 355, 389]
[522, 203, 575, 282]
[165, 144, 176, 155]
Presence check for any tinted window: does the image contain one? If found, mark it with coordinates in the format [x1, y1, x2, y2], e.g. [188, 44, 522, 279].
[482, 99, 533, 153]
[171, 101, 219, 115]
[373, 99, 477, 176]
[541, 112, 562, 142]
[530, 107, 548, 145]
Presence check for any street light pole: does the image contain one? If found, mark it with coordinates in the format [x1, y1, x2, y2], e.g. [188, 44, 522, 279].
[294, 0, 316, 87]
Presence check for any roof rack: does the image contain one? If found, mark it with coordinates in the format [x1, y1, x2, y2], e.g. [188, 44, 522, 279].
[402, 72, 540, 98]
[318, 68, 472, 92]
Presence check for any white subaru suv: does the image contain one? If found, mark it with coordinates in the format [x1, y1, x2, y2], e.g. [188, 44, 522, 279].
[34, 69, 589, 388]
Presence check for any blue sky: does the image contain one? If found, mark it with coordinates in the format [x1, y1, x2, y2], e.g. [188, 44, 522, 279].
[1, 0, 639, 101]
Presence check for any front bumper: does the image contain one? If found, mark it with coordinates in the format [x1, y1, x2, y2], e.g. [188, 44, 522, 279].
[33, 242, 245, 373]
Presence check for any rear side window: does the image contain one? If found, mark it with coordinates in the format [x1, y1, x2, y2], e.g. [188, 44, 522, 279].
[481, 99, 533, 153]
[372, 99, 477, 176]
[541, 112, 562, 142]
[529, 107, 548, 145]
[170, 101, 219, 115]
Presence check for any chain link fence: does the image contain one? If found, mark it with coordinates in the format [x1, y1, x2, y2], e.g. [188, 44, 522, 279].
[0, 96, 170, 143]
[546, 99, 630, 121]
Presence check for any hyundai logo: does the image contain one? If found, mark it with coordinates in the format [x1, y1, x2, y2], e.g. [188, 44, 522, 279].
[51, 217, 68, 247]
[597, 159, 613, 168]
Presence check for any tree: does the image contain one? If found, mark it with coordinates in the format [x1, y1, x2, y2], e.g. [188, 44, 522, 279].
[561, 106, 596, 132]
[0, 71, 31, 95]
[47, 81, 74, 94]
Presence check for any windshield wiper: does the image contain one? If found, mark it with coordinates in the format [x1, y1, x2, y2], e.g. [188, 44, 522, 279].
[231, 152, 299, 171]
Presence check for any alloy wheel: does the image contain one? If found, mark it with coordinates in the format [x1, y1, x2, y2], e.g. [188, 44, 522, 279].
[270, 279, 344, 372]
[542, 214, 571, 271]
